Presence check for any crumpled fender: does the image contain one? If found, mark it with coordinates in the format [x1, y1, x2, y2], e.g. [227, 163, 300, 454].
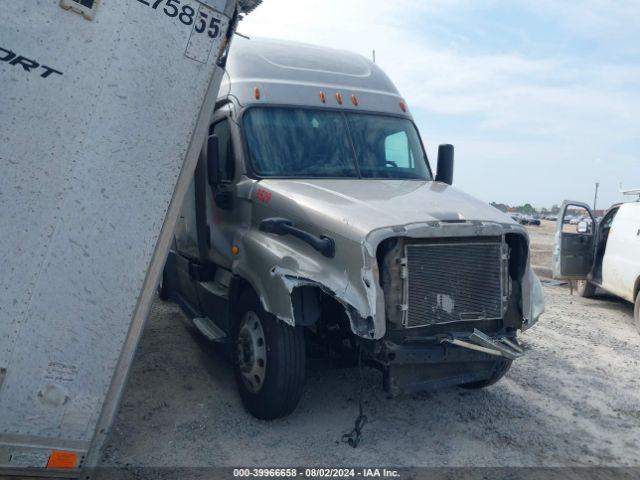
[232, 227, 383, 339]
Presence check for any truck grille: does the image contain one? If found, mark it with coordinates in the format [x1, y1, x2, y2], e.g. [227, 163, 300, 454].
[404, 240, 505, 328]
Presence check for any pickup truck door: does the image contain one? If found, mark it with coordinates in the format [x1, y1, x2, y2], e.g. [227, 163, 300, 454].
[601, 203, 640, 302]
[553, 201, 596, 280]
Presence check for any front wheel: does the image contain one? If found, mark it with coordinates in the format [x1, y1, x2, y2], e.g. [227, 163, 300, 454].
[576, 280, 597, 298]
[233, 290, 306, 420]
[461, 358, 512, 389]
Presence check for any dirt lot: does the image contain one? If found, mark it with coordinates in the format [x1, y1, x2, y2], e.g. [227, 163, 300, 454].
[100, 225, 640, 470]
[528, 220, 556, 276]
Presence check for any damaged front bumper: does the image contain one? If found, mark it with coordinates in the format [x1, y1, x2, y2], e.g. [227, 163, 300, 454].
[441, 329, 524, 360]
[372, 330, 523, 396]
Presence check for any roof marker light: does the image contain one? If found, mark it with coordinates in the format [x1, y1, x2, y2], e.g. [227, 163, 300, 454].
[351, 95, 359, 106]
[253, 87, 261, 100]
[335, 92, 343, 105]
[399, 101, 407, 112]
[319, 91, 326, 103]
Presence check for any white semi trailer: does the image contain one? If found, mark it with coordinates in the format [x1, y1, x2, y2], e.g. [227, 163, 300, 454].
[0, 0, 261, 476]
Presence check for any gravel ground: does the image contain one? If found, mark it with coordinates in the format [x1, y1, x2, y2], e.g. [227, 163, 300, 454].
[527, 220, 556, 275]
[99, 225, 640, 469]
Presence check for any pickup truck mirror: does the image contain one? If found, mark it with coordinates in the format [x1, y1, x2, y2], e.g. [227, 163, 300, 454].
[576, 220, 591, 234]
[435, 144, 454, 185]
[207, 134, 220, 186]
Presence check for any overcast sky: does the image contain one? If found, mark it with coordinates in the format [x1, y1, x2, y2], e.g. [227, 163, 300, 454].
[240, 0, 640, 210]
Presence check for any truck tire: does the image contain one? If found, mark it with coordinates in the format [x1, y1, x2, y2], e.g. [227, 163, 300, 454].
[634, 291, 640, 334]
[460, 358, 512, 389]
[576, 280, 596, 298]
[233, 290, 306, 420]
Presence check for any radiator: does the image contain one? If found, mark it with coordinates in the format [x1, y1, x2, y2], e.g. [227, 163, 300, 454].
[404, 240, 506, 328]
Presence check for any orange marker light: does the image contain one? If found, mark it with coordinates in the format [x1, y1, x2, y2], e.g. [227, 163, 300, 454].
[399, 101, 407, 112]
[319, 91, 326, 103]
[351, 95, 359, 106]
[335, 92, 343, 105]
[47, 450, 78, 470]
[231, 246, 240, 256]
[253, 87, 261, 100]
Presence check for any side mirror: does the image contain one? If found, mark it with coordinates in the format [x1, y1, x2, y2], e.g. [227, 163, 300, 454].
[207, 135, 220, 187]
[576, 221, 590, 234]
[435, 144, 454, 185]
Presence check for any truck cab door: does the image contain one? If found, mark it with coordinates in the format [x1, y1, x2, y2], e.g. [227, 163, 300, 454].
[553, 201, 596, 280]
[169, 172, 206, 310]
[203, 116, 242, 269]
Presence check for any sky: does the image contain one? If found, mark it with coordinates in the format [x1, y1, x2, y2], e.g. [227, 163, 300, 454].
[240, 0, 640, 210]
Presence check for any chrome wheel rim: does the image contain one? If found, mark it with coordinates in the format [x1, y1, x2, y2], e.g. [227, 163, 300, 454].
[237, 311, 267, 393]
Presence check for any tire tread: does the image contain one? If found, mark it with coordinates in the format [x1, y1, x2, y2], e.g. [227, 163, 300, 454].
[576, 280, 597, 298]
[461, 358, 512, 389]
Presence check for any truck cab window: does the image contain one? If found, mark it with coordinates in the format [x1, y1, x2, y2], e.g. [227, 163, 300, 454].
[242, 107, 431, 180]
[562, 206, 593, 235]
[243, 108, 358, 177]
[601, 208, 618, 230]
[212, 119, 235, 182]
[346, 113, 429, 179]
[384, 131, 413, 168]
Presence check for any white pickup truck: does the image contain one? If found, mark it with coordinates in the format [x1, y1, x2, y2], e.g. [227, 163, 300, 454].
[553, 197, 640, 331]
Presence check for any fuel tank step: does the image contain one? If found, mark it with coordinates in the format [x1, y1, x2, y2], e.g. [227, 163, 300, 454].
[192, 317, 227, 342]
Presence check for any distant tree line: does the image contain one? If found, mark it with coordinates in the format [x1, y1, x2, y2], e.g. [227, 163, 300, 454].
[490, 202, 561, 215]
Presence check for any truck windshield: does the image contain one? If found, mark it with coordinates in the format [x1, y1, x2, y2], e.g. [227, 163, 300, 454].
[243, 107, 431, 179]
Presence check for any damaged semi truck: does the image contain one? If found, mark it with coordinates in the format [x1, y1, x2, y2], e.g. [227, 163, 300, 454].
[162, 38, 545, 419]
